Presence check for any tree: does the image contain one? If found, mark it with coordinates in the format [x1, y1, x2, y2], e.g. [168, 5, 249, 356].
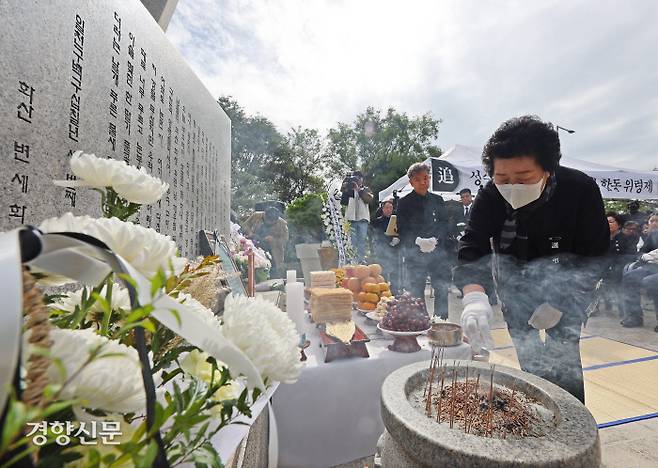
[219, 97, 345, 215]
[269, 127, 326, 204]
[324, 106, 442, 200]
[218, 96, 283, 216]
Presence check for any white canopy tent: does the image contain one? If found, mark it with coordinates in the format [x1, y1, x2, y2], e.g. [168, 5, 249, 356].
[378, 145, 658, 201]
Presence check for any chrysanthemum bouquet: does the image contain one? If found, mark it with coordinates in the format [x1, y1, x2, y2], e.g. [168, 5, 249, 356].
[1, 152, 300, 467]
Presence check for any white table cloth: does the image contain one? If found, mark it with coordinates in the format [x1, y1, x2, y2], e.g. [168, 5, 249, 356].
[272, 310, 471, 468]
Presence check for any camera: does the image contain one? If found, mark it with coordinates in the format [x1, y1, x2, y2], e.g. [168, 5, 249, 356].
[343, 171, 361, 189]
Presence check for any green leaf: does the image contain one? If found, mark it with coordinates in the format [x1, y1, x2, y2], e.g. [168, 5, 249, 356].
[152, 344, 194, 373]
[191, 441, 223, 468]
[91, 292, 111, 316]
[150, 268, 167, 298]
[189, 421, 211, 448]
[167, 308, 182, 327]
[117, 273, 138, 292]
[87, 448, 101, 467]
[172, 381, 185, 413]
[251, 387, 263, 402]
[138, 318, 156, 333]
[1, 400, 26, 452]
[160, 368, 183, 385]
[39, 400, 75, 419]
[135, 440, 158, 468]
[124, 307, 151, 324]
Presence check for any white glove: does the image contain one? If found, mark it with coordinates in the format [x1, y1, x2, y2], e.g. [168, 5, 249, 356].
[641, 248, 658, 264]
[389, 237, 400, 247]
[460, 291, 494, 353]
[528, 303, 562, 330]
[415, 237, 437, 253]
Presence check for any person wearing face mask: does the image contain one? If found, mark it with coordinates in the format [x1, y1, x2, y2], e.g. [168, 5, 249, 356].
[396, 162, 450, 319]
[453, 116, 609, 403]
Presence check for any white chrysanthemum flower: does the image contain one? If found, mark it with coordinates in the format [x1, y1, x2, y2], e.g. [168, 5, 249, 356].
[38, 212, 98, 234]
[50, 284, 131, 318]
[175, 293, 222, 332]
[39, 213, 186, 279]
[54, 151, 168, 204]
[180, 349, 241, 416]
[26, 328, 147, 414]
[222, 295, 302, 384]
[180, 349, 216, 382]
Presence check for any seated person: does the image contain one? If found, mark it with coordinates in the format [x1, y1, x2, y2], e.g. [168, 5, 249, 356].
[620, 220, 641, 252]
[619, 213, 658, 330]
[602, 212, 637, 312]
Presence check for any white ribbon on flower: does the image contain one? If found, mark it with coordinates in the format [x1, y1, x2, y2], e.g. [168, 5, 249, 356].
[1, 228, 276, 464]
[20, 230, 265, 391]
[0, 230, 23, 415]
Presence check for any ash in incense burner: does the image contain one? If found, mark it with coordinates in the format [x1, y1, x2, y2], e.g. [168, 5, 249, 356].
[379, 360, 600, 467]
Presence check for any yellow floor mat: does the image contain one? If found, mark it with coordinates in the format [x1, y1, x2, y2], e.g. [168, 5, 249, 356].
[579, 338, 656, 367]
[489, 336, 658, 425]
[585, 360, 658, 424]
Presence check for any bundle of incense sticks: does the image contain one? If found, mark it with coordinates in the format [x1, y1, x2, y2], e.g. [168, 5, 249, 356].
[424, 363, 537, 438]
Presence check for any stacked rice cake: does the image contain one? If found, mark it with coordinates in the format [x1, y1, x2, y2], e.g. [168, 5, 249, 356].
[310, 287, 353, 323]
[310, 270, 336, 289]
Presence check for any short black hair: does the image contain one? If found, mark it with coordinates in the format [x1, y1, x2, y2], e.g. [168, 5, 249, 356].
[458, 188, 472, 196]
[482, 115, 561, 177]
[606, 211, 623, 226]
[352, 170, 363, 178]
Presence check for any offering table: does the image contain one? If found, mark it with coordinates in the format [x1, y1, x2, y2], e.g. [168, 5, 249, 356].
[272, 309, 471, 468]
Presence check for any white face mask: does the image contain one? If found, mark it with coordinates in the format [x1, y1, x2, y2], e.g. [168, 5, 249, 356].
[495, 176, 547, 210]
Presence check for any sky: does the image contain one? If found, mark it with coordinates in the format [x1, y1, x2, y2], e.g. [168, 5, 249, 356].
[167, 0, 658, 171]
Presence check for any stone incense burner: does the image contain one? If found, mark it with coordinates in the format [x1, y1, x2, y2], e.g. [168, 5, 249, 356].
[379, 360, 600, 467]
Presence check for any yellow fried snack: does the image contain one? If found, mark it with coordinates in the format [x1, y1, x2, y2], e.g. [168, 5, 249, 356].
[364, 283, 380, 294]
[364, 292, 380, 304]
[326, 320, 356, 343]
[358, 301, 376, 311]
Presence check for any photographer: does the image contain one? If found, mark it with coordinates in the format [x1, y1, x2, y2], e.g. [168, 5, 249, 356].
[341, 170, 373, 262]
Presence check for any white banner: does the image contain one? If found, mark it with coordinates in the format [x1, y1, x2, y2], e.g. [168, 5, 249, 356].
[379, 154, 658, 201]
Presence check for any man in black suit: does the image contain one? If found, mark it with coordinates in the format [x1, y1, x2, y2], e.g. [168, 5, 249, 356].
[396, 163, 450, 318]
[456, 188, 474, 224]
